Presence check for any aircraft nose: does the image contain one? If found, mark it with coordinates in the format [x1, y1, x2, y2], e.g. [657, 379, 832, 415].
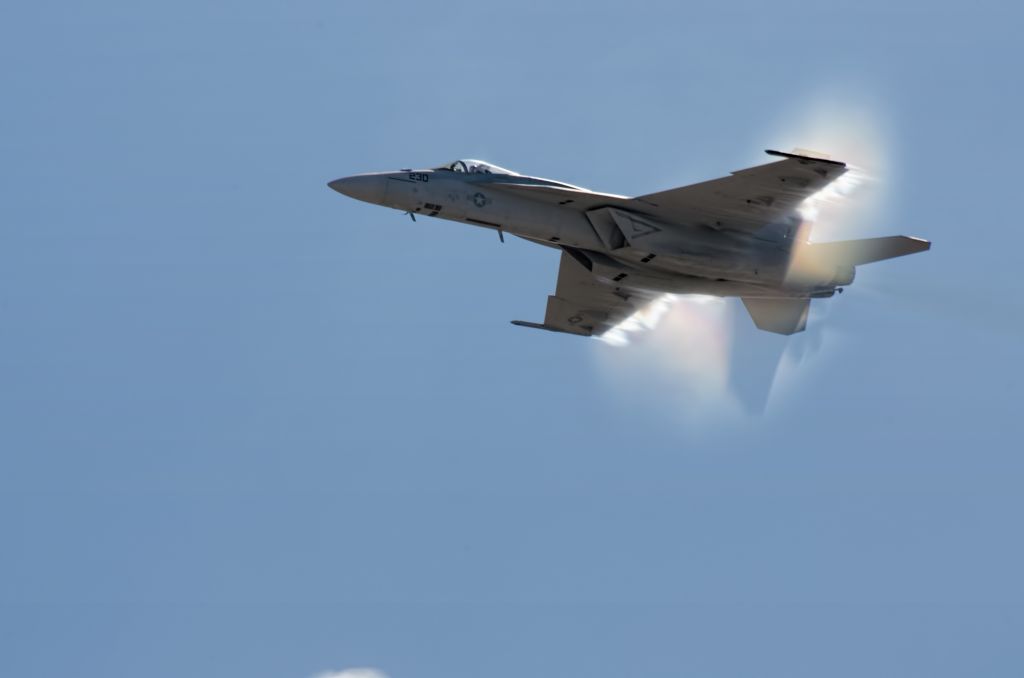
[327, 174, 387, 204]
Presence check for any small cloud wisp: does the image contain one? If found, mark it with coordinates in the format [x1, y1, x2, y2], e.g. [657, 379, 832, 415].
[313, 669, 389, 678]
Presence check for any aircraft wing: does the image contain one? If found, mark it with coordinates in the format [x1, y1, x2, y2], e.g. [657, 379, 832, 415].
[511, 250, 653, 337]
[632, 150, 848, 233]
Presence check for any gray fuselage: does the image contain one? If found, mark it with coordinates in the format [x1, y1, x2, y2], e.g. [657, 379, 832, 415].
[330, 167, 847, 299]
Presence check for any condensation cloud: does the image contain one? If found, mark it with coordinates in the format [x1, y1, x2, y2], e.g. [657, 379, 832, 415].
[591, 90, 891, 425]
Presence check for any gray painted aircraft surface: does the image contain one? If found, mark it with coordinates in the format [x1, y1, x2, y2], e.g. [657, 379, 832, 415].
[328, 151, 930, 336]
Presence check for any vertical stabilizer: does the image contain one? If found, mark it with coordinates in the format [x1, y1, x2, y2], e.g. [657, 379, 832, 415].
[742, 298, 810, 335]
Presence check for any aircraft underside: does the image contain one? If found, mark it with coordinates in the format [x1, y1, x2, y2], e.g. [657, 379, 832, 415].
[329, 151, 930, 336]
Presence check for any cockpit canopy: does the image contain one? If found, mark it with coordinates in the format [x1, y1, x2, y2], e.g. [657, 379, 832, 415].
[435, 159, 518, 175]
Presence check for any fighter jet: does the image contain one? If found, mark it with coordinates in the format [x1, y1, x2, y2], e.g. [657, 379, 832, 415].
[328, 151, 930, 336]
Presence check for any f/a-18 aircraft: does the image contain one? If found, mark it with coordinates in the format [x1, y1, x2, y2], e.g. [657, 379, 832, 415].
[328, 151, 929, 336]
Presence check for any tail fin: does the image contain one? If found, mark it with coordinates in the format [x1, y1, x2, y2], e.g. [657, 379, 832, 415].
[807, 236, 931, 267]
[741, 298, 810, 335]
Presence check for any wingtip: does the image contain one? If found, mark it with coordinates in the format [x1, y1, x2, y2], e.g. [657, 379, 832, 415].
[510, 320, 591, 336]
[765, 149, 847, 167]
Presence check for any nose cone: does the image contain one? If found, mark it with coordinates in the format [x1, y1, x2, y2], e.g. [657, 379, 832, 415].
[327, 174, 387, 204]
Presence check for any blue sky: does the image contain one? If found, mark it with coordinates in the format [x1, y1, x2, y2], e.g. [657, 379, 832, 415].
[2, 1, 1022, 676]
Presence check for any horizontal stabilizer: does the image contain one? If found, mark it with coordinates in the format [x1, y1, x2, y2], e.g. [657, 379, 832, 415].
[742, 297, 810, 335]
[808, 236, 931, 267]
